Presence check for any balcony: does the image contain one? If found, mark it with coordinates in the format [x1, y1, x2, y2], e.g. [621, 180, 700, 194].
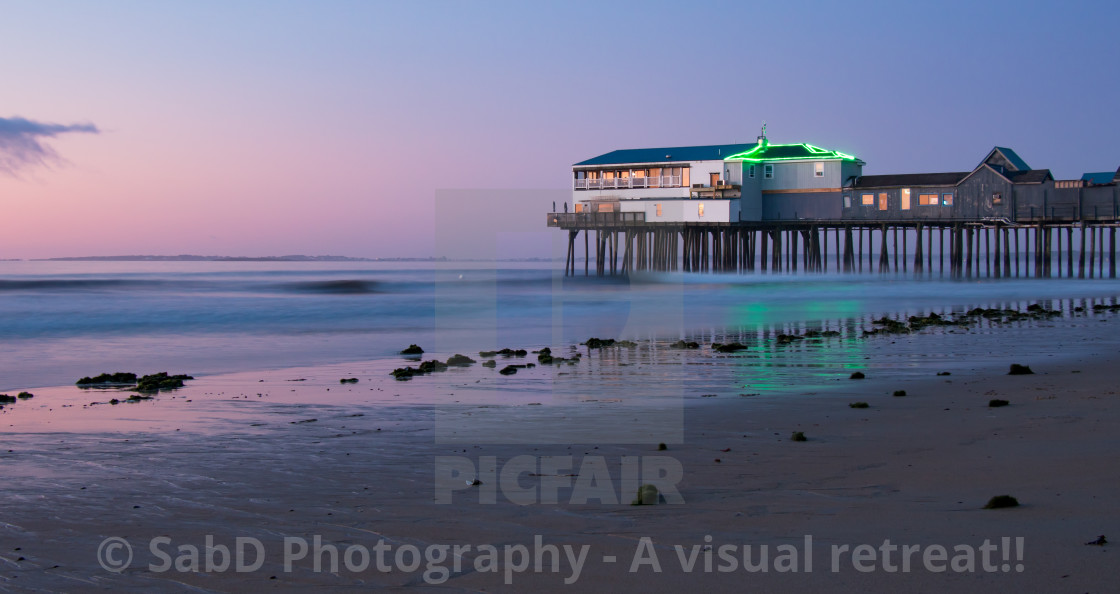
[574, 175, 683, 190]
[690, 183, 741, 199]
[547, 212, 646, 228]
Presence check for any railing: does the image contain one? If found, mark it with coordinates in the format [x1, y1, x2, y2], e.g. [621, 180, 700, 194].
[547, 212, 646, 227]
[1015, 204, 1120, 222]
[574, 175, 682, 190]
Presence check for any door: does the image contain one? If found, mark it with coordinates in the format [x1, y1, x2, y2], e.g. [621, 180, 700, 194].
[710, 172, 720, 187]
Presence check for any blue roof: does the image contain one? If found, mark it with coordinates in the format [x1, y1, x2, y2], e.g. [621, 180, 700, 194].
[574, 143, 757, 167]
[993, 147, 1031, 171]
[1081, 171, 1116, 185]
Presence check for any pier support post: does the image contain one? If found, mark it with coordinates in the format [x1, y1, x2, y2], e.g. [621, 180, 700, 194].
[1014, 227, 1020, 278]
[1089, 225, 1096, 279]
[879, 224, 890, 273]
[993, 224, 1001, 278]
[1003, 227, 1011, 278]
[965, 227, 973, 277]
[939, 227, 945, 276]
[913, 223, 922, 273]
[1067, 227, 1073, 278]
[1111, 227, 1116, 279]
[1079, 223, 1087, 278]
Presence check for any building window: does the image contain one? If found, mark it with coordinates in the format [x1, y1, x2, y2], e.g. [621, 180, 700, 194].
[862, 193, 874, 205]
[749, 165, 755, 178]
[900, 188, 911, 210]
[919, 193, 938, 205]
[814, 162, 824, 177]
[843, 194, 851, 208]
[698, 203, 705, 217]
[656, 203, 662, 217]
[764, 164, 773, 179]
[943, 193, 953, 206]
[574, 203, 584, 213]
[992, 192, 1002, 205]
[878, 193, 888, 211]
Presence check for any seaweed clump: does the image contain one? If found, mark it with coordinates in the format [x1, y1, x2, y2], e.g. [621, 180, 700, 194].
[135, 373, 194, 393]
[76, 372, 138, 386]
[631, 484, 660, 505]
[76, 371, 191, 393]
[446, 354, 476, 367]
[390, 359, 449, 381]
[479, 348, 527, 358]
[983, 495, 1019, 509]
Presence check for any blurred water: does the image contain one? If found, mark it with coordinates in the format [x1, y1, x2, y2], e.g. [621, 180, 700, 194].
[2, 260, 1119, 390]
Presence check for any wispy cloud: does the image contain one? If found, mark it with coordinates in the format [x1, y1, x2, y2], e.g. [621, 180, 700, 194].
[0, 116, 100, 176]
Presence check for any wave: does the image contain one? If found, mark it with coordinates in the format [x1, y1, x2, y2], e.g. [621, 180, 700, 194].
[279, 280, 383, 295]
[0, 279, 165, 291]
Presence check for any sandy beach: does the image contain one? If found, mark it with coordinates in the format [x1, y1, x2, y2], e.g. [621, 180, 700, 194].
[2, 304, 1119, 592]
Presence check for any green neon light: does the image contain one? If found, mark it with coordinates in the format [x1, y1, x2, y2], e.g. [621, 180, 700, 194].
[723, 142, 861, 163]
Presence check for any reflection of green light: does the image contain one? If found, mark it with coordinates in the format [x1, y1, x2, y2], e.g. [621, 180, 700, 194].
[724, 143, 861, 163]
[721, 298, 871, 393]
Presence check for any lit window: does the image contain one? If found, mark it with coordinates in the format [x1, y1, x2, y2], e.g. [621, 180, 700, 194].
[814, 162, 824, 177]
[656, 203, 662, 217]
[992, 192, 1002, 205]
[919, 194, 938, 205]
[862, 193, 874, 205]
[749, 165, 755, 178]
[764, 164, 773, 179]
[843, 195, 851, 208]
[900, 188, 911, 210]
[943, 193, 953, 206]
[878, 193, 888, 211]
[698, 203, 705, 217]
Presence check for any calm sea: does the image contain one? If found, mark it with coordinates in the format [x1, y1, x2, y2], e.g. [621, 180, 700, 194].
[2, 260, 1119, 390]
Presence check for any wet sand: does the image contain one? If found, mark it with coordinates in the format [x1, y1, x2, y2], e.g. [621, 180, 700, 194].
[2, 306, 1119, 591]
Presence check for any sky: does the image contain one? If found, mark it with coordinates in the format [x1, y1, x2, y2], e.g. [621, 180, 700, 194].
[1, 0, 1118, 259]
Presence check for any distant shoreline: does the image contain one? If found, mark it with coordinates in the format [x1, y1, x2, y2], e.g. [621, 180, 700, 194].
[23, 255, 558, 263]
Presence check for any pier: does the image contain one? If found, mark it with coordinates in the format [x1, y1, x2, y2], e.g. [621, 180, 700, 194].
[554, 138, 1119, 278]
[549, 215, 1119, 279]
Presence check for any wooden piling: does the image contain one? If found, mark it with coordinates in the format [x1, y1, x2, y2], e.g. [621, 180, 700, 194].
[1084, 224, 1093, 277]
[1079, 223, 1087, 278]
[993, 224, 1001, 277]
[1111, 227, 1117, 278]
[965, 227, 973, 277]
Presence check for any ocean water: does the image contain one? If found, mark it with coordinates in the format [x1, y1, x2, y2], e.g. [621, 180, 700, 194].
[2, 260, 1120, 391]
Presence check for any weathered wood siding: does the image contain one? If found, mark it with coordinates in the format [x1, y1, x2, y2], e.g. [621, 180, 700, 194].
[761, 191, 843, 220]
[953, 167, 1014, 220]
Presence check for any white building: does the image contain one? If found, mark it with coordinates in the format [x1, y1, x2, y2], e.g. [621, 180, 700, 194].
[569, 133, 864, 223]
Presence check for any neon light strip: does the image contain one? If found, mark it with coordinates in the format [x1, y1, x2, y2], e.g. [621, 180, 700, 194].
[723, 143, 860, 163]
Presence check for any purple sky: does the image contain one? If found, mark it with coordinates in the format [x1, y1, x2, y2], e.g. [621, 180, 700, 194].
[1, 0, 1117, 259]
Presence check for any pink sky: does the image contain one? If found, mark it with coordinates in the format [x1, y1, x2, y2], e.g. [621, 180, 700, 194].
[2, 1, 1118, 259]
